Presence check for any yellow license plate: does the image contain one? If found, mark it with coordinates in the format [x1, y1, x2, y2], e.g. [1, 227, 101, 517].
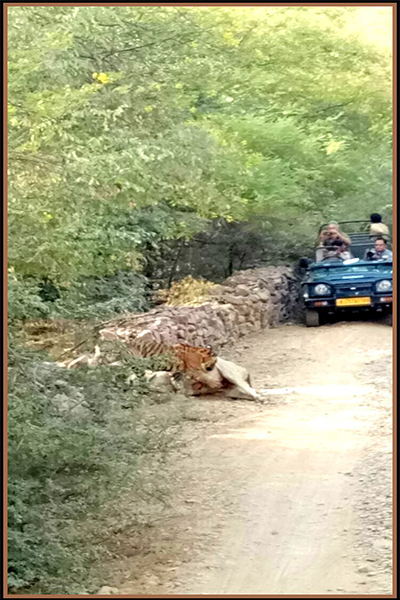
[336, 297, 371, 307]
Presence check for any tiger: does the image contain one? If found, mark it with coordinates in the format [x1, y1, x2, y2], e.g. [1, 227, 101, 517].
[127, 338, 218, 379]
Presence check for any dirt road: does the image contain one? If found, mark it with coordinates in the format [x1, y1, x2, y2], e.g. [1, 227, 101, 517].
[113, 321, 393, 596]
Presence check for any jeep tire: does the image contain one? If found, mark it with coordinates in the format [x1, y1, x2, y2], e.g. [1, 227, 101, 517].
[305, 309, 320, 327]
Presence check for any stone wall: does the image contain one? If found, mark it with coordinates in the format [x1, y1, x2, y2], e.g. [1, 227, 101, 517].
[100, 266, 298, 350]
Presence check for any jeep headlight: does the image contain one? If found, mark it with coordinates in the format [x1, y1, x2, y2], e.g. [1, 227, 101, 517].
[376, 280, 392, 292]
[313, 283, 331, 296]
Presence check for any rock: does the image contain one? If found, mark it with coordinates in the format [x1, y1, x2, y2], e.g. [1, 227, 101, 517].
[222, 295, 246, 306]
[239, 324, 253, 337]
[54, 379, 68, 388]
[145, 371, 177, 392]
[161, 332, 177, 345]
[99, 328, 119, 341]
[87, 267, 295, 368]
[134, 330, 157, 343]
[235, 285, 250, 297]
[97, 586, 120, 595]
[358, 566, 370, 573]
[257, 290, 271, 302]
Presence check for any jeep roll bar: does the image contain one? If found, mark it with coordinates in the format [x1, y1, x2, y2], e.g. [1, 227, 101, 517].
[317, 220, 372, 235]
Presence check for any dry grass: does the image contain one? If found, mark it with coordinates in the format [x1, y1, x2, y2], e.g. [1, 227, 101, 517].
[17, 318, 98, 361]
[157, 276, 219, 307]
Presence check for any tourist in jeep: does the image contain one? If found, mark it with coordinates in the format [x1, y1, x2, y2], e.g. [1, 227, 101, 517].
[316, 221, 351, 261]
[321, 241, 348, 262]
[318, 238, 352, 263]
[318, 222, 351, 247]
[364, 237, 393, 261]
[369, 213, 390, 241]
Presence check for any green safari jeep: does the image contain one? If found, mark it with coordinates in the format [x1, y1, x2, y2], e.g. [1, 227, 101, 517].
[298, 220, 393, 327]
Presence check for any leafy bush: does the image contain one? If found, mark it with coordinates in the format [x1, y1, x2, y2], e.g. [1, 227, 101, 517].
[8, 271, 150, 324]
[53, 271, 150, 319]
[7, 335, 181, 594]
[7, 275, 51, 322]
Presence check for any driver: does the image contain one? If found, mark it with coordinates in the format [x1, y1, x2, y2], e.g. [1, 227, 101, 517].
[364, 238, 393, 261]
[321, 239, 351, 262]
[333, 239, 352, 260]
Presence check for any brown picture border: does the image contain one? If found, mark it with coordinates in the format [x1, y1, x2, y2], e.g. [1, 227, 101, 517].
[3, 2, 397, 598]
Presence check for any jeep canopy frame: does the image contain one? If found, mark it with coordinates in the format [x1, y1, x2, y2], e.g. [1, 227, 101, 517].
[318, 220, 372, 235]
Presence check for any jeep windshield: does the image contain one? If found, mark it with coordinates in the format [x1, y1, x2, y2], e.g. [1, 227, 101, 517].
[310, 262, 392, 278]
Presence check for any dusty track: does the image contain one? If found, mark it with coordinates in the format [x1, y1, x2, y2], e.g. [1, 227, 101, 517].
[111, 321, 393, 596]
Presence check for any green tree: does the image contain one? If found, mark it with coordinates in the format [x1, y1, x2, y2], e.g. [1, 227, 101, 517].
[8, 5, 392, 292]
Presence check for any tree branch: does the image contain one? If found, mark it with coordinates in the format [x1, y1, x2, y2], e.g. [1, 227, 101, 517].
[9, 155, 63, 170]
[303, 101, 354, 118]
[101, 33, 195, 59]
[167, 238, 186, 288]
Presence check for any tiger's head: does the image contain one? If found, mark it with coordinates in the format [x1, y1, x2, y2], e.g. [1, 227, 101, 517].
[200, 345, 217, 372]
[173, 343, 217, 374]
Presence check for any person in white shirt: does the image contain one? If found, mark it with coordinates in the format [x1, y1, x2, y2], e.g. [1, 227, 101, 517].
[364, 238, 393, 261]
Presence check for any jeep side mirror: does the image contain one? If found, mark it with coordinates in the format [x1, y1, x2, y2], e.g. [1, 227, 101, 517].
[298, 258, 310, 270]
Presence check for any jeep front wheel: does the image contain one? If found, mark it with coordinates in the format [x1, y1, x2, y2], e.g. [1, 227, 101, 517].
[305, 309, 320, 327]
[381, 313, 392, 326]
